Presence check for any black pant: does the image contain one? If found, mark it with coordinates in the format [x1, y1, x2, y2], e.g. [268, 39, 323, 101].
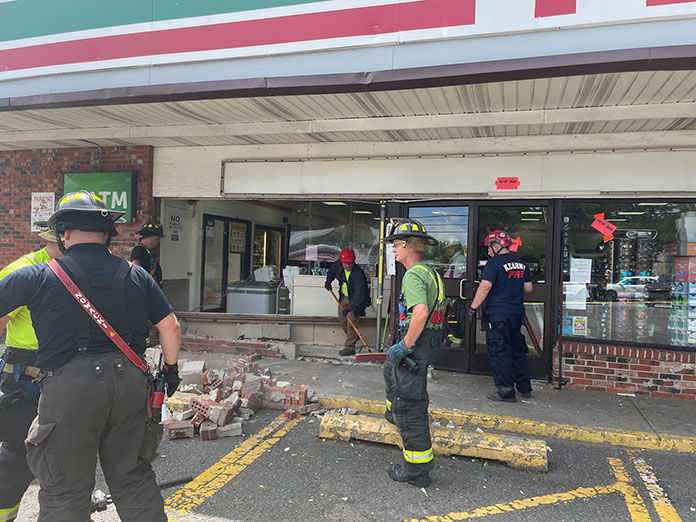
[383, 329, 441, 478]
[485, 314, 532, 398]
[26, 351, 165, 522]
[0, 372, 38, 520]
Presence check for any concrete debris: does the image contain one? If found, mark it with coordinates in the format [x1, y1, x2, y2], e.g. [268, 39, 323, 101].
[164, 354, 320, 442]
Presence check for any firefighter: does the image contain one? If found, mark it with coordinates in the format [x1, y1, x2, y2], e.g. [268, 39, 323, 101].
[324, 248, 371, 356]
[382, 219, 444, 488]
[0, 229, 62, 522]
[469, 229, 533, 402]
[0, 191, 181, 522]
[131, 223, 164, 288]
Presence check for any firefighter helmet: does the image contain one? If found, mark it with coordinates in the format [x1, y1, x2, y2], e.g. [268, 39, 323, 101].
[484, 230, 513, 248]
[339, 248, 356, 263]
[384, 219, 437, 246]
[137, 223, 164, 239]
[47, 191, 123, 236]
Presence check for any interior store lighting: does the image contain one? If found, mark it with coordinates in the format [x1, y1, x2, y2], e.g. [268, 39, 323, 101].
[353, 210, 372, 214]
[617, 211, 646, 216]
[637, 202, 668, 206]
[520, 218, 540, 221]
[521, 211, 543, 215]
[323, 201, 347, 206]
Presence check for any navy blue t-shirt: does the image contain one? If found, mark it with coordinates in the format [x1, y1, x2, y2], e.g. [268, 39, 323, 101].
[0, 243, 173, 370]
[480, 253, 531, 316]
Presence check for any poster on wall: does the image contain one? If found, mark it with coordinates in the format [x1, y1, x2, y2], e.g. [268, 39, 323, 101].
[573, 316, 588, 336]
[229, 221, 247, 253]
[31, 192, 54, 231]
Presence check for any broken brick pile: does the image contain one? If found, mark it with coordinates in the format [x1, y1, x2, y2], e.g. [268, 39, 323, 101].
[164, 355, 323, 441]
[149, 331, 285, 358]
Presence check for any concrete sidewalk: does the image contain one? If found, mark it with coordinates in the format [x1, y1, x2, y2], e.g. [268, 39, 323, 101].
[241, 347, 696, 448]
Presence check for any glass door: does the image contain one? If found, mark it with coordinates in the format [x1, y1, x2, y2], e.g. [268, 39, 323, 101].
[471, 203, 554, 378]
[200, 215, 251, 312]
[408, 205, 472, 372]
[252, 225, 286, 273]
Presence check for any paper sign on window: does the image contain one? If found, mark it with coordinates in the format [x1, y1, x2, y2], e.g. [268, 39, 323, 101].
[590, 213, 616, 242]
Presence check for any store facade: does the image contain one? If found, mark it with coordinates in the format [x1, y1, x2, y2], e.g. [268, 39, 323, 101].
[2, 0, 696, 398]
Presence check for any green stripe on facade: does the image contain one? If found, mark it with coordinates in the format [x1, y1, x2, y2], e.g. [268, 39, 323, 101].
[0, 0, 328, 43]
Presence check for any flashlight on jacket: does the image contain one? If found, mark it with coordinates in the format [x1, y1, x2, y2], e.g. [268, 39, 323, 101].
[401, 355, 420, 374]
[151, 355, 166, 411]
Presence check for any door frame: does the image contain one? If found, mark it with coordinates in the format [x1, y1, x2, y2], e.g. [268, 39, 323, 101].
[404, 200, 557, 379]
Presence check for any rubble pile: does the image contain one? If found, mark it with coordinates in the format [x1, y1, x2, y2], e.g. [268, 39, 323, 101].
[163, 355, 324, 441]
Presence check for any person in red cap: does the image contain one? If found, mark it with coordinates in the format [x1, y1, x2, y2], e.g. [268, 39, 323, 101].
[324, 248, 371, 356]
[469, 230, 533, 402]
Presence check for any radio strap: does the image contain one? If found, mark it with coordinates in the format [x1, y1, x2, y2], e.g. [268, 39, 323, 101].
[47, 259, 148, 374]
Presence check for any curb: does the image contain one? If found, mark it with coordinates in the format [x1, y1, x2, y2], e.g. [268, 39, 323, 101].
[318, 395, 696, 453]
[319, 411, 548, 471]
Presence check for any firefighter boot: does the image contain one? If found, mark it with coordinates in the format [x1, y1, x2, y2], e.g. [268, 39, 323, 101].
[388, 464, 430, 488]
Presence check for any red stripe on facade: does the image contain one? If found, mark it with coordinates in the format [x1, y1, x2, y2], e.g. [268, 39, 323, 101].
[0, 0, 475, 73]
[535, 0, 576, 18]
[646, 0, 696, 5]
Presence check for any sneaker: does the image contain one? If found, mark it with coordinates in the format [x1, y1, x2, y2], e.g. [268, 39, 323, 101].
[387, 464, 430, 488]
[338, 347, 356, 356]
[518, 390, 532, 399]
[487, 392, 516, 403]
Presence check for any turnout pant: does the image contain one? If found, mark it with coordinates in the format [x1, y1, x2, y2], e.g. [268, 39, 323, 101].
[485, 314, 532, 399]
[25, 351, 165, 522]
[383, 329, 441, 478]
[338, 296, 360, 348]
[0, 372, 38, 522]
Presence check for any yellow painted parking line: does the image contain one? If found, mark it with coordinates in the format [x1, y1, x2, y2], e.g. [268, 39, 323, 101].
[628, 451, 683, 522]
[165, 415, 302, 520]
[318, 395, 696, 453]
[407, 457, 651, 522]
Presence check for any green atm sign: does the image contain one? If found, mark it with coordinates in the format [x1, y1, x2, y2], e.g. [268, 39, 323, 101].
[63, 172, 137, 223]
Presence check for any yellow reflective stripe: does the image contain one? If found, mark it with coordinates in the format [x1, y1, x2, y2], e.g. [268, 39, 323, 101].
[0, 502, 20, 521]
[403, 447, 434, 463]
[386, 399, 392, 410]
[411, 265, 445, 303]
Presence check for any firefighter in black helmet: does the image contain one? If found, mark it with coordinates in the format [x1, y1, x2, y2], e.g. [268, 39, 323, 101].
[0, 191, 181, 521]
[131, 223, 164, 288]
[383, 219, 444, 488]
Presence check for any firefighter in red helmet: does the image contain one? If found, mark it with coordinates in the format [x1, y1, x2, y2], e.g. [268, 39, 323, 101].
[469, 229, 533, 402]
[324, 248, 371, 356]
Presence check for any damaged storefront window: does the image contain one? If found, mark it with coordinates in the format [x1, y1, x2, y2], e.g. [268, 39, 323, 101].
[561, 201, 696, 349]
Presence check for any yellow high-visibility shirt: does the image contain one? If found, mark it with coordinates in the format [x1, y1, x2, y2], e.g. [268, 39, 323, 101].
[0, 248, 51, 350]
[341, 270, 351, 298]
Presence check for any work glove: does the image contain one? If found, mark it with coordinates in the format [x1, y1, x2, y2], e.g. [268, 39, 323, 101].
[342, 306, 352, 317]
[467, 307, 477, 321]
[162, 362, 181, 397]
[324, 281, 332, 291]
[387, 340, 412, 366]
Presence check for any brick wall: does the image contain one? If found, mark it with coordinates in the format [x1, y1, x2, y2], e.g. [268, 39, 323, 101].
[151, 331, 284, 359]
[0, 146, 156, 265]
[562, 342, 696, 401]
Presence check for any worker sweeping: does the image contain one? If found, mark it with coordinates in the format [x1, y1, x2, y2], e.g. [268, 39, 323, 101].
[382, 219, 444, 488]
[324, 248, 371, 356]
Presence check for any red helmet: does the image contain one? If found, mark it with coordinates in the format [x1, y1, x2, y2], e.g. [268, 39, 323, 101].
[484, 230, 512, 248]
[339, 248, 356, 263]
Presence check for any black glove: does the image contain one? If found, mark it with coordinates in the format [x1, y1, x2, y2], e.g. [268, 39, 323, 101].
[467, 307, 477, 320]
[342, 306, 352, 317]
[162, 362, 180, 397]
[324, 281, 332, 291]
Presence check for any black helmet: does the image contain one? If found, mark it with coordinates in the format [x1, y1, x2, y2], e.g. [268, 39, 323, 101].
[137, 223, 164, 239]
[384, 218, 437, 246]
[48, 190, 124, 236]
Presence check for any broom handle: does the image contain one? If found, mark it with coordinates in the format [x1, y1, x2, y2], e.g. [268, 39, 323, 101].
[330, 288, 371, 352]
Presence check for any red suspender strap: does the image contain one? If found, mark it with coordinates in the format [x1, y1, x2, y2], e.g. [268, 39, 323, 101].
[47, 259, 148, 374]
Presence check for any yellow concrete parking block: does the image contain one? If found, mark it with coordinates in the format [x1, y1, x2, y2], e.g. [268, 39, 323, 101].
[318, 395, 696, 453]
[319, 411, 548, 472]
[165, 392, 198, 412]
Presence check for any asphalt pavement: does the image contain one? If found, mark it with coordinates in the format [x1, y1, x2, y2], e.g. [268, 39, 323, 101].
[12, 347, 696, 521]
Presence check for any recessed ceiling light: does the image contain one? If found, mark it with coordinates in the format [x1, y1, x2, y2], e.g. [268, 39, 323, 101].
[617, 211, 645, 216]
[323, 201, 346, 206]
[610, 218, 628, 222]
[521, 211, 543, 215]
[520, 218, 540, 221]
[353, 210, 372, 214]
[637, 202, 668, 206]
